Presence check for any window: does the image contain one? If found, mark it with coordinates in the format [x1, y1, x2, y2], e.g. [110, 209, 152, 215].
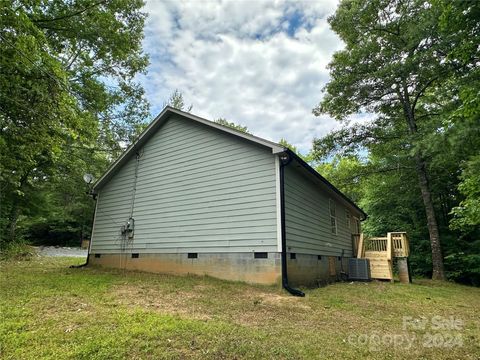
[187, 253, 198, 259]
[353, 217, 361, 234]
[329, 199, 337, 234]
[317, 255, 322, 260]
[290, 253, 296, 260]
[131, 253, 139, 259]
[346, 210, 351, 228]
[254, 252, 268, 259]
[94, 254, 101, 258]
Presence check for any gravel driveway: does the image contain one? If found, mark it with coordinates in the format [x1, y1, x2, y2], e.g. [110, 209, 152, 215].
[35, 246, 88, 258]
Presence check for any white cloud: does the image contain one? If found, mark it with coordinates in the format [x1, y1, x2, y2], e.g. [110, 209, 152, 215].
[140, 0, 343, 153]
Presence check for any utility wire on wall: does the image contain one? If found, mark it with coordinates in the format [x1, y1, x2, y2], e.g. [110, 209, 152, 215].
[120, 147, 143, 270]
[129, 148, 143, 224]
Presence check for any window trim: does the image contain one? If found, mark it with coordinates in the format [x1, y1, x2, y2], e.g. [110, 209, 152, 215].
[329, 199, 337, 235]
[353, 216, 361, 234]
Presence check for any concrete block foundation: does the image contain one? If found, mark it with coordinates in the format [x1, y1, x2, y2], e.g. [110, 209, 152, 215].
[89, 251, 349, 287]
[89, 252, 282, 285]
[287, 253, 350, 287]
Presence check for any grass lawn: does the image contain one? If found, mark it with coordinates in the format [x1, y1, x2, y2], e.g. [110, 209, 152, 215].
[1, 257, 479, 359]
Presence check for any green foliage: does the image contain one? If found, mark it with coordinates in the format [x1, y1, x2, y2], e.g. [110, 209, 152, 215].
[278, 138, 298, 154]
[444, 253, 480, 287]
[314, 0, 478, 120]
[163, 89, 193, 112]
[0, 0, 149, 247]
[164, 90, 251, 135]
[315, 156, 364, 203]
[0, 241, 36, 261]
[450, 156, 480, 231]
[214, 118, 250, 133]
[446, 74, 480, 232]
[313, 0, 479, 282]
[278, 138, 315, 163]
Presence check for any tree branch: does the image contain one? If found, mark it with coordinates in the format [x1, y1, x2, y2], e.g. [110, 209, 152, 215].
[333, 165, 414, 185]
[65, 47, 83, 70]
[31, 0, 109, 23]
[411, 76, 440, 115]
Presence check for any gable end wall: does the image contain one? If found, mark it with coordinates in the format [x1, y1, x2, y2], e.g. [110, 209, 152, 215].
[90, 115, 278, 254]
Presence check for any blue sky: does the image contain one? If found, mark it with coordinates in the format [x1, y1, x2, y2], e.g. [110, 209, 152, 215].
[139, 0, 343, 154]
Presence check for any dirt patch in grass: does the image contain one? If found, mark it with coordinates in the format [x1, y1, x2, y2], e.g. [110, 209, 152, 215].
[40, 296, 93, 320]
[254, 293, 311, 309]
[113, 284, 213, 320]
[112, 282, 315, 327]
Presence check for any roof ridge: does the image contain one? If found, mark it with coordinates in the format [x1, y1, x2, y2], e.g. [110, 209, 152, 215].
[93, 106, 285, 191]
[163, 106, 284, 150]
[91, 106, 366, 219]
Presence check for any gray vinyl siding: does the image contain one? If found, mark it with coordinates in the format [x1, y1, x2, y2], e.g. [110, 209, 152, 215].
[284, 164, 359, 257]
[90, 115, 278, 254]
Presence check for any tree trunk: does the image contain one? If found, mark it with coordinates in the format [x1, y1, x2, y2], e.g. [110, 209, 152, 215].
[8, 200, 20, 243]
[415, 155, 445, 280]
[399, 87, 446, 280]
[7, 173, 29, 245]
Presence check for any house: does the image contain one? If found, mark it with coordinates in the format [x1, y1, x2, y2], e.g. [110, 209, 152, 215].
[88, 106, 366, 294]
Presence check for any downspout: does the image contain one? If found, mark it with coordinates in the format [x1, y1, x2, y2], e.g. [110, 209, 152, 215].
[70, 193, 97, 268]
[279, 152, 305, 297]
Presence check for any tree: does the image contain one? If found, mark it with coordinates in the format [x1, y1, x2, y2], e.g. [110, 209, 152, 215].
[313, 0, 479, 280]
[278, 138, 299, 154]
[0, 1, 149, 245]
[214, 118, 250, 133]
[447, 154, 480, 285]
[444, 61, 480, 233]
[162, 89, 249, 133]
[450, 155, 480, 232]
[163, 89, 193, 112]
[315, 155, 365, 203]
[278, 138, 318, 164]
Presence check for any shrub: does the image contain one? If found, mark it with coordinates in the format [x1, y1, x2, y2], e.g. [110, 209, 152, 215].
[0, 242, 37, 261]
[444, 253, 480, 287]
[20, 218, 85, 247]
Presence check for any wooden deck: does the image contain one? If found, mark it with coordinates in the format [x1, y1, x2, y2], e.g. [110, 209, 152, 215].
[354, 232, 410, 282]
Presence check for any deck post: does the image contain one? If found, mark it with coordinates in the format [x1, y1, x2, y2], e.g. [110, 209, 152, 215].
[357, 233, 364, 259]
[386, 233, 394, 282]
[397, 257, 411, 284]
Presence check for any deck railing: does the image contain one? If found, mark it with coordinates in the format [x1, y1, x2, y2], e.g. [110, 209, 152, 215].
[353, 232, 410, 282]
[391, 232, 409, 257]
[353, 232, 409, 259]
[365, 237, 388, 252]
